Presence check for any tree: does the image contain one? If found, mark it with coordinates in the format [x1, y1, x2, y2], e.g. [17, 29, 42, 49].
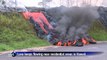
[0, 0, 5, 5]
[0, 0, 6, 9]
[0, 0, 17, 12]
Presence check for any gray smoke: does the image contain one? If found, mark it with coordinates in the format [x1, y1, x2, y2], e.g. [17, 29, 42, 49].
[46, 6, 99, 41]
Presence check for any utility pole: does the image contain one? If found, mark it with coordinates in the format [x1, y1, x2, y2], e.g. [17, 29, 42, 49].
[67, 0, 70, 7]
[15, 0, 17, 11]
[60, 0, 62, 6]
[15, 0, 17, 7]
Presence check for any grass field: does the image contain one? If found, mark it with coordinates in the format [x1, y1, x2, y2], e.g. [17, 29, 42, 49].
[0, 12, 107, 51]
[89, 21, 107, 41]
[0, 12, 50, 51]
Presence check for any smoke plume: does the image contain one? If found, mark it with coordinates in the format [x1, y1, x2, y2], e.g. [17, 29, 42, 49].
[46, 6, 99, 41]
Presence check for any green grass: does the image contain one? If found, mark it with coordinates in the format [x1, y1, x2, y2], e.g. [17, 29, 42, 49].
[0, 12, 50, 52]
[89, 21, 107, 41]
[0, 12, 107, 52]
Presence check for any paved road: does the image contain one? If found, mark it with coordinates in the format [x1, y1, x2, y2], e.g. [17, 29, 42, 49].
[0, 42, 107, 60]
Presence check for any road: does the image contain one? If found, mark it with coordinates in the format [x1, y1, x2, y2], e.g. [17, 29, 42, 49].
[0, 41, 107, 60]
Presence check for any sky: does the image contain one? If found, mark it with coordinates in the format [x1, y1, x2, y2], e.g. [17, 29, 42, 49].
[16, 0, 42, 7]
[13, 0, 61, 8]
[5, 0, 107, 8]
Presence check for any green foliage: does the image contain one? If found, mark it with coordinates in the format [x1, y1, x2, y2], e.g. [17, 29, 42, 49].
[0, 12, 50, 51]
[0, 44, 14, 51]
[89, 21, 107, 40]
